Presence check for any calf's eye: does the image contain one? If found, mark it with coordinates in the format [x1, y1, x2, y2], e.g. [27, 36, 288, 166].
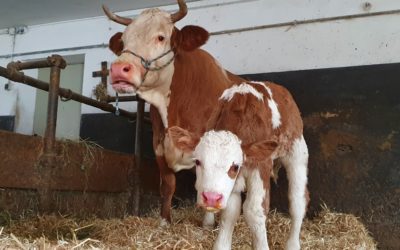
[194, 159, 201, 167]
[228, 163, 240, 179]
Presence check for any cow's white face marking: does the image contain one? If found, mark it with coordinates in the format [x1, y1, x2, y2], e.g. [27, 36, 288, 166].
[194, 130, 244, 210]
[250, 81, 281, 129]
[114, 9, 175, 127]
[119, 9, 175, 89]
[219, 83, 264, 102]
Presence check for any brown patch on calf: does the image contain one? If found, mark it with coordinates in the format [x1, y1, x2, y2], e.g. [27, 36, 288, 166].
[109, 32, 124, 56]
[242, 140, 278, 163]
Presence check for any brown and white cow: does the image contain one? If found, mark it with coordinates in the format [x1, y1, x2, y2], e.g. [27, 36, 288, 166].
[168, 81, 309, 250]
[103, 0, 244, 224]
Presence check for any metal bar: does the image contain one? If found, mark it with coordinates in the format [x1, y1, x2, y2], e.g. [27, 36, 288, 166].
[7, 58, 53, 71]
[128, 97, 145, 215]
[43, 55, 65, 154]
[210, 9, 400, 36]
[106, 95, 138, 103]
[0, 44, 108, 59]
[0, 65, 136, 119]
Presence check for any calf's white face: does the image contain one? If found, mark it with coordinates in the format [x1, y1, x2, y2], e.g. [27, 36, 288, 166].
[193, 130, 244, 211]
[167, 126, 278, 212]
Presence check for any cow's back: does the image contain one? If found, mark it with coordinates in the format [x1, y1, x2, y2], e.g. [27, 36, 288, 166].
[168, 49, 243, 135]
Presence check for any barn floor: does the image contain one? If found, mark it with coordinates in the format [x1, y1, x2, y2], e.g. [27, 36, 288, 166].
[0, 205, 376, 250]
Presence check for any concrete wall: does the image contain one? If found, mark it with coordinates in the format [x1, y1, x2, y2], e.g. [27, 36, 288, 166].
[0, 0, 400, 134]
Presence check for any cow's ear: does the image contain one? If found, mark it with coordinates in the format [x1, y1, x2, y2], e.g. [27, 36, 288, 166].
[174, 25, 209, 51]
[109, 32, 124, 56]
[168, 126, 200, 152]
[242, 140, 278, 162]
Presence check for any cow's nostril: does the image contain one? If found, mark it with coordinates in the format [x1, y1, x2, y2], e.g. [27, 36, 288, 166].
[216, 194, 222, 202]
[123, 65, 131, 72]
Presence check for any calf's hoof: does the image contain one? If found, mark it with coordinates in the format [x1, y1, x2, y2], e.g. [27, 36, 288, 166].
[285, 239, 300, 250]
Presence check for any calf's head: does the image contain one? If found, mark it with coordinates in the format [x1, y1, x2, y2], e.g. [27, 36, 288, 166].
[168, 126, 278, 212]
[103, 0, 209, 93]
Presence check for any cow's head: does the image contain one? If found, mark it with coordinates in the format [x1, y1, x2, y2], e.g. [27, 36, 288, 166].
[103, 0, 209, 94]
[168, 126, 278, 212]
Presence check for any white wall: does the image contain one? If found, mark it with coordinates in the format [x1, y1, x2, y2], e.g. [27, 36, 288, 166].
[1, 0, 400, 134]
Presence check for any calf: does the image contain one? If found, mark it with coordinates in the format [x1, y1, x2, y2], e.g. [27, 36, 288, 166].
[168, 81, 309, 250]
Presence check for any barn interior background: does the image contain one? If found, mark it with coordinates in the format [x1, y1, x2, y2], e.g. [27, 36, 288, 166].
[0, 0, 399, 249]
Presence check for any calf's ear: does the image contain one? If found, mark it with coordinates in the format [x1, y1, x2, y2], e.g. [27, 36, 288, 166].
[109, 32, 124, 55]
[242, 140, 278, 162]
[173, 25, 209, 51]
[167, 126, 200, 152]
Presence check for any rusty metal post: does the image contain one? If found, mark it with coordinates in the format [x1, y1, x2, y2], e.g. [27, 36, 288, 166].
[128, 96, 145, 215]
[37, 55, 66, 213]
[43, 55, 66, 154]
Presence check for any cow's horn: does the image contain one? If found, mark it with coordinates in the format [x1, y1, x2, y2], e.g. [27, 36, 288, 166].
[171, 0, 188, 23]
[102, 5, 132, 26]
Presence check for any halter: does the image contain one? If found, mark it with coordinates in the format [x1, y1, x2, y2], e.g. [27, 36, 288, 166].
[113, 48, 176, 116]
[121, 48, 176, 83]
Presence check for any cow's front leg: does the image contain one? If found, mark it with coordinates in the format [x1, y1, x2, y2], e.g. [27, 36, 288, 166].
[213, 191, 241, 250]
[243, 169, 269, 250]
[157, 155, 176, 225]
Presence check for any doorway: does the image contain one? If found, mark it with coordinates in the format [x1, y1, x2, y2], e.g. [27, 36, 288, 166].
[33, 62, 83, 140]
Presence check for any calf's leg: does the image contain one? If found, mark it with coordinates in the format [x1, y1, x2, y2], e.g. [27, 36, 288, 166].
[213, 192, 241, 250]
[203, 211, 215, 229]
[281, 135, 309, 250]
[243, 169, 269, 250]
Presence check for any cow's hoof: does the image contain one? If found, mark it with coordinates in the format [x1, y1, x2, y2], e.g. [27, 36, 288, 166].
[159, 218, 170, 228]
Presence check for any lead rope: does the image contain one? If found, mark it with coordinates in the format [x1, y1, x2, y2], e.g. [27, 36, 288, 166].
[115, 92, 120, 116]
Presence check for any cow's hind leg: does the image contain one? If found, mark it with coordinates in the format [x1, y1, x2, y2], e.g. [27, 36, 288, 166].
[213, 191, 241, 250]
[281, 135, 309, 250]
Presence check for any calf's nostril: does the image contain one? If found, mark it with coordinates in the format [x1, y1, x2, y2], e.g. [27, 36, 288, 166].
[202, 192, 208, 202]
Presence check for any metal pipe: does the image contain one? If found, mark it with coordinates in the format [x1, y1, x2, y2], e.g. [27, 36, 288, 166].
[0, 44, 108, 59]
[210, 9, 400, 36]
[43, 55, 65, 155]
[106, 95, 138, 103]
[0, 65, 136, 119]
[37, 55, 66, 213]
[7, 56, 55, 71]
[128, 97, 145, 215]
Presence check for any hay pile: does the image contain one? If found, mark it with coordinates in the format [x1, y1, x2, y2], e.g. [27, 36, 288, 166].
[0, 205, 376, 249]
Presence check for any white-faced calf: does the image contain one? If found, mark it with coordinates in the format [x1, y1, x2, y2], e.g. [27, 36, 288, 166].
[168, 81, 309, 250]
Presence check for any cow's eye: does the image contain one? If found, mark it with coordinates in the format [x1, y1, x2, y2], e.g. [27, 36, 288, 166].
[158, 35, 165, 42]
[194, 159, 201, 167]
[228, 163, 240, 179]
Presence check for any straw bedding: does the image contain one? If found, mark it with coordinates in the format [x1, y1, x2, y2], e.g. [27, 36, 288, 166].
[0, 205, 376, 249]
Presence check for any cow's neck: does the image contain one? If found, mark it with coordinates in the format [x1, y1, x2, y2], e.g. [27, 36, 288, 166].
[136, 63, 174, 127]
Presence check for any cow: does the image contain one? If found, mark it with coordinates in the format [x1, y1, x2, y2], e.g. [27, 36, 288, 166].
[103, 0, 244, 225]
[168, 81, 309, 250]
